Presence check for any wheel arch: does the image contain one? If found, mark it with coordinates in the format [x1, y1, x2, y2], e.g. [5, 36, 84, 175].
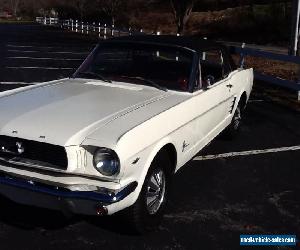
[125, 140, 178, 208]
[155, 143, 177, 174]
[142, 140, 178, 182]
[238, 91, 248, 110]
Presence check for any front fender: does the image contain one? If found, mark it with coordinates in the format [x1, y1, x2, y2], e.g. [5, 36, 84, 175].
[118, 136, 177, 208]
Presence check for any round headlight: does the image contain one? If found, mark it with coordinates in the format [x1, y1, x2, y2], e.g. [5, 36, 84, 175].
[93, 148, 120, 176]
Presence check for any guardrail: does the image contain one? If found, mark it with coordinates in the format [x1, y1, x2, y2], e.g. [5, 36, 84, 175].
[231, 45, 300, 101]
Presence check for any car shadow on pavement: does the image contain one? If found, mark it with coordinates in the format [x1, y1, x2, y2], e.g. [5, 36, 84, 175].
[0, 195, 140, 235]
[0, 196, 80, 230]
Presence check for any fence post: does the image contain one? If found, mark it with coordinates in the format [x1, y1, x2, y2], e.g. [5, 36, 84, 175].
[81, 22, 84, 34]
[239, 42, 246, 69]
[129, 27, 132, 36]
[289, 0, 300, 55]
[104, 24, 107, 39]
[87, 22, 89, 34]
[98, 22, 101, 38]
[76, 20, 78, 32]
[93, 22, 96, 33]
[202, 37, 207, 60]
[111, 24, 115, 37]
[156, 32, 161, 56]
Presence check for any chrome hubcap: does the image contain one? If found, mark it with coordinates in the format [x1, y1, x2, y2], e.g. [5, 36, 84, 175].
[233, 107, 241, 130]
[146, 169, 166, 215]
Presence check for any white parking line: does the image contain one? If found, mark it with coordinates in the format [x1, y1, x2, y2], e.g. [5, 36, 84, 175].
[8, 49, 41, 53]
[8, 49, 89, 55]
[7, 45, 33, 48]
[7, 44, 92, 50]
[7, 56, 83, 61]
[7, 44, 63, 49]
[48, 51, 89, 55]
[193, 145, 300, 161]
[248, 99, 265, 103]
[6, 66, 74, 70]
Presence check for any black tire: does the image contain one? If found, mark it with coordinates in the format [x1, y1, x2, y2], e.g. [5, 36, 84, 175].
[224, 103, 242, 138]
[125, 152, 172, 234]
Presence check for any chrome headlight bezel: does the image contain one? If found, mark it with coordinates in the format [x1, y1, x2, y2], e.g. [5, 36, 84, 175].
[92, 147, 120, 177]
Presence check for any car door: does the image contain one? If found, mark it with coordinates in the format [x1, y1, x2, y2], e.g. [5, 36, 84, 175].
[192, 49, 234, 151]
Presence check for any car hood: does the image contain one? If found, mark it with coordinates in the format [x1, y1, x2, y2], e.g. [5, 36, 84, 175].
[0, 79, 187, 146]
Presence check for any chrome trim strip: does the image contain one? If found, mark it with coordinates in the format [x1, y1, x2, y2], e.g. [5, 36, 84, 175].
[0, 174, 137, 204]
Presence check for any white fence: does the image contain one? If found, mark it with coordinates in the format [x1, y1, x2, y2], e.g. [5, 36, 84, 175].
[36, 17, 143, 39]
[36, 17, 59, 26]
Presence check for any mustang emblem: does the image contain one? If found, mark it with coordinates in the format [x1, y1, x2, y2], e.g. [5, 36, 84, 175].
[16, 142, 25, 154]
[182, 141, 190, 152]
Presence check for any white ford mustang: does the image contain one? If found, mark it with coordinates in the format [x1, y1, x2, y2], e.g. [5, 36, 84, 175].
[0, 35, 253, 232]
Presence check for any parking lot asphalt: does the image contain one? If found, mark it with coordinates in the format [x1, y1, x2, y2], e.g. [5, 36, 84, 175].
[0, 23, 97, 83]
[0, 23, 299, 250]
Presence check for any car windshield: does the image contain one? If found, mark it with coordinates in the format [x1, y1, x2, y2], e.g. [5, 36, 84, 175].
[73, 43, 194, 92]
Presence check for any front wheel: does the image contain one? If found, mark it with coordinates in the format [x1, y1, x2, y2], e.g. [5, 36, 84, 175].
[224, 104, 242, 138]
[125, 153, 171, 233]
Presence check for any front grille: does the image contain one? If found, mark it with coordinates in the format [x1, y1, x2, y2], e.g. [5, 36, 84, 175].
[0, 135, 68, 170]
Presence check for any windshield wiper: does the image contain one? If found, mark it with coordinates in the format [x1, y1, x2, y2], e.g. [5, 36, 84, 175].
[121, 76, 167, 92]
[75, 71, 112, 83]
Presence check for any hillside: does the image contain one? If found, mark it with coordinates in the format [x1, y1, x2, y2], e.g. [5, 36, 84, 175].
[128, 4, 290, 46]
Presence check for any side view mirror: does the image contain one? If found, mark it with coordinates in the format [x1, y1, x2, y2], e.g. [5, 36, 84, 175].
[202, 75, 215, 89]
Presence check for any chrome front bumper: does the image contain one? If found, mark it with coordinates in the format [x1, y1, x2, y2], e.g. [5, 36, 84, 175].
[0, 173, 137, 216]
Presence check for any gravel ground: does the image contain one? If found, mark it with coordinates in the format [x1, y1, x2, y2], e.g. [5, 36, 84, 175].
[0, 23, 299, 250]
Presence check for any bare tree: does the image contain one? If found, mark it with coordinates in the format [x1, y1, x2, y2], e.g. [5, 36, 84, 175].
[69, 0, 88, 20]
[170, 0, 195, 34]
[10, 0, 21, 16]
[98, 0, 125, 25]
